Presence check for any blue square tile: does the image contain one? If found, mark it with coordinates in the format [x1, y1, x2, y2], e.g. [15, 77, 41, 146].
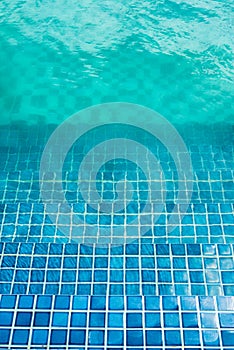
[50, 330, 67, 345]
[158, 270, 172, 282]
[95, 257, 108, 268]
[109, 297, 124, 310]
[79, 257, 93, 268]
[220, 258, 234, 270]
[206, 270, 220, 283]
[126, 270, 139, 282]
[141, 243, 154, 255]
[126, 283, 140, 295]
[145, 313, 161, 328]
[91, 296, 106, 310]
[127, 330, 143, 346]
[108, 313, 123, 328]
[171, 244, 185, 255]
[188, 257, 203, 269]
[32, 329, 48, 345]
[32, 257, 46, 268]
[69, 330, 86, 345]
[174, 270, 188, 283]
[127, 313, 142, 328]
[182, 313, 198, 328]
[54, 296, 70, 310]
[110, 257, 123, 269]
[162, 297, 178, 310]
[88, 330, 105, 345]
[0, 270, 14, 282]
[142, 270, 156, 282]
[61, 284, 75, 295]
[0, 329, 10, 344]
[62, 270, 76, 282]
[141, 257, 155, 268]
[157, 257, 171, 268]
[187, 244, 201, 255]
[15, 312, 32, 327]
[31, 270, 45, 282]
[219, 313, 234, 328]
[191, 284, 206, 295]
[48, 257, 61, 268]
[36, 296, 52, 309]
[165, 330, 181, 346]
[222, 271, 234, 283]
[16, 256, 31, 268]
[52, 312, 69, 327]
[4, 243, 18, 254]
[0, 311, 13, 326]
[45, 284, 59, 294]
[34, 312, 50, 327]
[15, 269, 29, 282]
[199, 297, 216, 310]
[89, 313, 105, 328]
[127, 296, 142, 310]
[77, 284, 91, 294]
[12, 329, 29, 345]
[156, 244, 169, 255]
[202, 330, 220, 346]
[0, 295, 16, 309]
[221, 331, 234, 346]
[94, 270, 108, 282]
[184, 330, 200, 346]
[73, 296, 88, 310]
[93, 283, 107, 295]
[164, 313, 180, 327]
[173, 257, 186, 268]
[110, 270, 123, 282]
[80, 245, 93, 255]
[146, 330, 162, 346]
[107, 330, 124, 346]
[64, 244, 78, 255]
[109, 284, 124, 295]
[126, 244, 139, 255]
[190, 271, 204, 283]
[71, 313, 87, 327]
[142, 284, 156, 295]
[203, 244, 217, 256]
[78, 270, 92, 282]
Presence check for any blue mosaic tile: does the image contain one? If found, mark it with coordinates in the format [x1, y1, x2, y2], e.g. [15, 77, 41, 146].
[1, 242, 233, 296]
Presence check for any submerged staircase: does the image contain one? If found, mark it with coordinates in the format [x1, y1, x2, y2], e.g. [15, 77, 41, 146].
[0, 124, 233, 349]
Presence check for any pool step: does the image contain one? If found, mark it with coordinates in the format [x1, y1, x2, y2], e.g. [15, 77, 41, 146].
[0, 169, 233, 204]
[0, 242, 233, 296]
[0, 294, 233, 348]
[0, 202, 233, 244]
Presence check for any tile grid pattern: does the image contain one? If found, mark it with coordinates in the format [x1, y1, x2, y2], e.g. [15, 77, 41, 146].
[0, 127, 233, 348]
[0, 243, 234, 297]
[0, 171, 233, 203]
[0, 203, 233, 244]
[0, 295, 234, 348]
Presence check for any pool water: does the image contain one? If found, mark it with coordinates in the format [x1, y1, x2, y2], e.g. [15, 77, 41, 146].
[0, 0, 234, 348]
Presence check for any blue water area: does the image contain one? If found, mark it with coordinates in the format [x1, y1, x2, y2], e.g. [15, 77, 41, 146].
[0, 0, 234, 349]
[0, 0, 233, 126]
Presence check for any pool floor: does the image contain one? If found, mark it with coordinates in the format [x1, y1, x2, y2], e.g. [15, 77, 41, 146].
[0, 123, 233, 348]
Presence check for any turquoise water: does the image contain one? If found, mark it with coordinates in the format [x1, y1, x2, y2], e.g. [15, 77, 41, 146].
[0, 0, 233, 126]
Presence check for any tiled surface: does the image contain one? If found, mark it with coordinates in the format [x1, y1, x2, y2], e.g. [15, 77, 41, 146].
[0, 203, 233, 244]
[0, 170, 233, 204]
[0, 295, 234, 348]
[1, 1, 233, 347]
[0, 122, 233, 349]
[0, 243, 234, 296]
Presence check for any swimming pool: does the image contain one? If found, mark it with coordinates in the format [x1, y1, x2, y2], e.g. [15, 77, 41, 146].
[0, 0, 234, 348]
